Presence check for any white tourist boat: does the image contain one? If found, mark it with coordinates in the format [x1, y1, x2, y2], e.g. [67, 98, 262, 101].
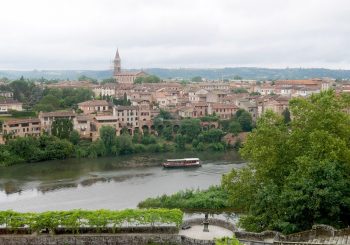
[162, 158, 201, 168]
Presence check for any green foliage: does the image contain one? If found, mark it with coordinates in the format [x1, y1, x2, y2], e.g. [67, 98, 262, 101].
[138, 186, 231, 211]
[51, 118, 73, 140]
[236, 109, 253, 132]
[78, 75, 97, 84]
[200, 115, 219, 122]
[99, 126, 116, 154]
[69, 130, 80, 145]
[232, 88, 248, 94]
[113, 93, 131, 106]
[101, 77, 116, 84]
[198, 129, 225, 143]
[222, 90, 350, 234]
[191, 76, 203, 82]
[134, 75, 161, 84]
[179, 119, 201, 142]
[282, 108, 291, 124]
[7, 110, 36, 118]
[175, 134, 186, 150]
[215, 236, 243, 245]
[0, 135, 74, 166]
[34, 88, 93, 112]
[0, 209, 184, 232]
[229, 121, 242, 135]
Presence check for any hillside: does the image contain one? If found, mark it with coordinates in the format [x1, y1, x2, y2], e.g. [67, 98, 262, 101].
[1, 67, 350, 80]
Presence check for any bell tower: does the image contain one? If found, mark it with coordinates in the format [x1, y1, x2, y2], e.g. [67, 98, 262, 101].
[114, 49, 121, 75]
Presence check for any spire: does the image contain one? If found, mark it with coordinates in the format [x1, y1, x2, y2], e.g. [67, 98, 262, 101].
[115, 49, 120, 60]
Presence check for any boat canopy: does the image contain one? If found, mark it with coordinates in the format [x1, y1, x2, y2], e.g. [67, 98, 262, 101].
[166, 158, 199, 162]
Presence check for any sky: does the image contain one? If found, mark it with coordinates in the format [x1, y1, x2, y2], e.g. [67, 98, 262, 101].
[1, 0, 350, 70]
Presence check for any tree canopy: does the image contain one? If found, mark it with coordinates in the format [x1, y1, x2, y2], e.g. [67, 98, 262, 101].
[222, 90, 350, 234]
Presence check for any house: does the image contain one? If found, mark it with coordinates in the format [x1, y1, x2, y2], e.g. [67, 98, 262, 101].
[113, 105, 139, 134]
[209, 103, 238, 119]
[73, 115, 93, 139]
[2, 118, 41, 138]
[93, 83, 118, 97]
[78, 100, 112, 114]
[90, 115, 120, 140]
[0, 99, 23, 113]
[39, 111, 76, 134]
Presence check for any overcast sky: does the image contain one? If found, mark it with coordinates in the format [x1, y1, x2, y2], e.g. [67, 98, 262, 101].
[1, 0, 350, 70]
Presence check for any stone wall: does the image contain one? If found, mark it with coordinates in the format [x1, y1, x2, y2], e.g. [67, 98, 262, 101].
[182, 218, 236, 231]
[0, 234, 221, 245]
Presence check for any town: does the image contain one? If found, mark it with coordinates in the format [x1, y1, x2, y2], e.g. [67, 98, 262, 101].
[0, 50, 349, 144]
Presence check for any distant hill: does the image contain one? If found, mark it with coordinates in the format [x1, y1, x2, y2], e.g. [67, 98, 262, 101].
[1, 67, 350, 81]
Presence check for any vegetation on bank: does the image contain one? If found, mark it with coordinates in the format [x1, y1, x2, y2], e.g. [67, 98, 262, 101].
[0, 209, 183, 233]
[138, 186, 232, 211]
[222, 90, 350, 234]
[1, 107, 252, 166]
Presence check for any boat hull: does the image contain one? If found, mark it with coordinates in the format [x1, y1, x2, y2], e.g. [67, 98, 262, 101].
[162, 162, 201, 168]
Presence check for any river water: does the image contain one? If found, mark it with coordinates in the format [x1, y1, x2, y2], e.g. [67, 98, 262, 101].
[0, 152, 244, 212]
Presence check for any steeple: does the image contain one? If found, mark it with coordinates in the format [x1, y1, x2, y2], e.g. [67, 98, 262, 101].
[115, 49, 120, 60]
[114, 49, 121, 75]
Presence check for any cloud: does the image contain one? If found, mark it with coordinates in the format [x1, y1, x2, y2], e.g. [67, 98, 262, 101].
[0, 0, 350, 69]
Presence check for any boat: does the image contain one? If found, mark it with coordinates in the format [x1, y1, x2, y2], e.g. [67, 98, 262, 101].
[162, 158, 201, 168]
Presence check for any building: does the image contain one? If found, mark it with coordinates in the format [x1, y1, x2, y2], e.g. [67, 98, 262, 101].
[39, 111, 76, 134]
[2, 118, 41, 138]
[91, 115, 120, 140]
[113, 50, 147, 84]
[113, 105, 139, 134]
[78, 100, 112, 115]
[73, 115, 93, 139]
[0, 99, 23, 113]
[93, 83, 118, 97]
[209, 103, 238, 119]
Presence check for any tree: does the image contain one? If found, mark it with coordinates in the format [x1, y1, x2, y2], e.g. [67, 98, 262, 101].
[179, 119, 202, 142]
[222, 90, 350, 234]
[282, 108, 291, 124]
[101, 77, 116, 84]
[162, 126, 173, 141]
[51, 118, 73, 140]
[236, 110, 253, 131]
[134, 75, 161, 84]
[99, 126, 116, 154]
[229, 121, 242, 135]
[199, 128, 225, 143]
[69, 130, 80, 145]
[191, 76, 203, 82]
[233, 75, 242, 80]
[232, 88, 248, 94]
[175, 134, 186, 150]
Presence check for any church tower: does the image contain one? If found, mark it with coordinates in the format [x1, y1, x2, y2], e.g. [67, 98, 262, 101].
[114, 49, 121, 75]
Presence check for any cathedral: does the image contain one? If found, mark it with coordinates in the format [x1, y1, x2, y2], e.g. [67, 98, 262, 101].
[113, 49, 147, 84]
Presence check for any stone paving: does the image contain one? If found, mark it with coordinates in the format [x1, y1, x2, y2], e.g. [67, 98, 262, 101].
[179, 225, 234, 240]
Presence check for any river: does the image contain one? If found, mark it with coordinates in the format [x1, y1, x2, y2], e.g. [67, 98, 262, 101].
[0, 151, 244, 212]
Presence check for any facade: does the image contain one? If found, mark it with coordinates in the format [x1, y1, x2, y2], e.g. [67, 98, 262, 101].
[39, 111, 76, 134]
[113, 50, 147, 84]
[91, 115, 120, 140]
[113, 105, 139, 133]
[78, 100, 111, 114]
[0, 99, 23, 113]
[73, 115, 92, 139]
[209, 103, 238, 119]
[2, 118, 41, 138]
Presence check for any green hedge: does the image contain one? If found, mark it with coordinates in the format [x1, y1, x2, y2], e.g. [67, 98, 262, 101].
[0, 209, 183, 233]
